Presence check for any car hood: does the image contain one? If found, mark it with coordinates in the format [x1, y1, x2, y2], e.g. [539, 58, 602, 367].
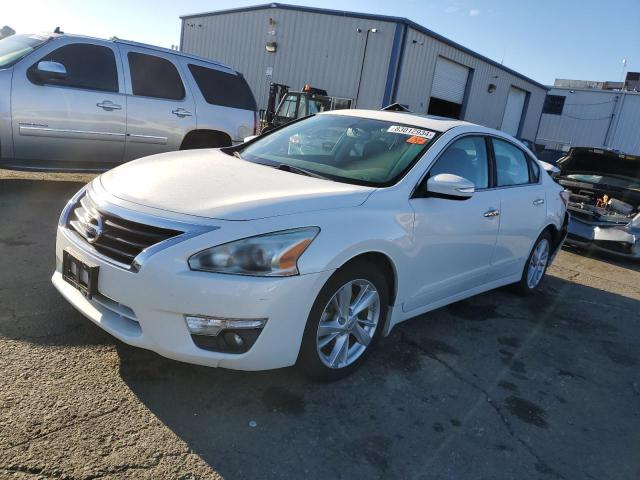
[99, 149, 375, 220]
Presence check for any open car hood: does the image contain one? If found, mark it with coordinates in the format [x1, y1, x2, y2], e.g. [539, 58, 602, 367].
[557, 147, 640, 180]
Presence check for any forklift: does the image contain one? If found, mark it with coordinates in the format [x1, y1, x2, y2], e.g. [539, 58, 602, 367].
[260, 83, 353, 133]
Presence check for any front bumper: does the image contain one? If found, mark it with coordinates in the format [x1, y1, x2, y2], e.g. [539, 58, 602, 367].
[565, 215, 640, 259]
[52, 226, 333, 370]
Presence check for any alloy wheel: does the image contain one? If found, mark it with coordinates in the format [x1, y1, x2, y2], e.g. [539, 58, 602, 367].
[527, 238, 549, 289]
[316, 279, 380, 369]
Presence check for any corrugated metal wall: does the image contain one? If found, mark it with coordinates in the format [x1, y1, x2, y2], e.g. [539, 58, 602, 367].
[537, 88, 640, 155]
[181, 9, 396, 110]
[181, 7, 546, 141]
[610, 93, 640, 155]
[394, 27, 546, 141]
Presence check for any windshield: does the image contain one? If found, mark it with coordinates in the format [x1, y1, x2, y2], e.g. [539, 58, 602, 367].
[0, 33, 49, 68]
[238, 114, 439, 186]
[560, 149, 640, 182]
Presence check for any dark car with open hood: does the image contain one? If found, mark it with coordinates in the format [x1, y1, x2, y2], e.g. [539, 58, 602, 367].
[558, 147, 640, 258]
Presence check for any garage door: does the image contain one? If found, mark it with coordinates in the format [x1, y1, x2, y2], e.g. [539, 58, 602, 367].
[431, 57, 469, 104]
[501, 87, 527, 137]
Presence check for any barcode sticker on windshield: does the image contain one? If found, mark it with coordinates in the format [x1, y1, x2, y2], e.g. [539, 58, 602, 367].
[387, 126, 436, 139]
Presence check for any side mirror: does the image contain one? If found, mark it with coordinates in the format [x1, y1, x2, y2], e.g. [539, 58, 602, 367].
[424, 173, 475, 199]
[35, 61, 67, 81]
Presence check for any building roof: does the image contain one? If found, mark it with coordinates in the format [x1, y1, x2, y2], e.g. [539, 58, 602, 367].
[180, 2, 546, 90]
[548, 85, 640, 96]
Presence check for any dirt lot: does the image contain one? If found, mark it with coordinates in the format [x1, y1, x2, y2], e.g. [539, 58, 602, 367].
[1, 170, 639, 480]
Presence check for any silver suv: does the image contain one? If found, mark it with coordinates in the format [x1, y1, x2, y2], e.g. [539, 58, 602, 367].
[0, 33, 257, 171]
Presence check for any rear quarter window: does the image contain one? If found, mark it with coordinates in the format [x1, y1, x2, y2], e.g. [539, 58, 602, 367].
[188, 64, 257, 111]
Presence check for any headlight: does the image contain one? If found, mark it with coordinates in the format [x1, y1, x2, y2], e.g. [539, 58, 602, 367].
[188, 227, 320, 276]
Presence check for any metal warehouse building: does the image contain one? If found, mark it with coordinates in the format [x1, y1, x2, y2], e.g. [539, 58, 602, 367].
[180, 3, 547, 141]
[537, 86, 640, 155]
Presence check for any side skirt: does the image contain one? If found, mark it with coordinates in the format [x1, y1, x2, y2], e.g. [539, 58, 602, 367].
[384, 273, 521, 335]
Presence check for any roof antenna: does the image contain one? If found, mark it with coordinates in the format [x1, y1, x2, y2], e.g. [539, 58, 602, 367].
[53, 26, 63, 34]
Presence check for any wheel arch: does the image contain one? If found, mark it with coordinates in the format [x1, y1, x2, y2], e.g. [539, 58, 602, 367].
[336, 251, 399, 308]
[180, 129, 233, 149]
[542, 213, 568, 253]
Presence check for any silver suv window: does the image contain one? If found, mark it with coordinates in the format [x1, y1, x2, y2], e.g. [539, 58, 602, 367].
[128, 52, 185, 100]
[28, 43, 118, 92]
[187, 64, 256, 111]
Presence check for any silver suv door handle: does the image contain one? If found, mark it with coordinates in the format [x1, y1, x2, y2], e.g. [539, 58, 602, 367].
[483, 209, 500, 218]
[97, 101, 121, 111]
[172, 108, 193, 117]
[533, 198, 545, 206]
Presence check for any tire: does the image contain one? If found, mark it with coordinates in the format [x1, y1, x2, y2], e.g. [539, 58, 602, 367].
[513, 230, 552, 295]
[298, 260, 389, 381]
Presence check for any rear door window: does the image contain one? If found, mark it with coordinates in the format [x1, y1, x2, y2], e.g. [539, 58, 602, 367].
[187, 64, 257, 110]
[128, 52, 185, 100]
[493, 138, 532, 186]
[29, 43, 118, 92]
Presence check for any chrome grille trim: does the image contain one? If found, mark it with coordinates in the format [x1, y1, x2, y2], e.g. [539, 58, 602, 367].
[60, 184, 219, 272]
[69, 193, 182, 266]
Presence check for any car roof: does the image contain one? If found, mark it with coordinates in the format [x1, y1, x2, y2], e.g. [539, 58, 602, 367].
[41, 32, 234, 72]
[319, 109, 476, 133]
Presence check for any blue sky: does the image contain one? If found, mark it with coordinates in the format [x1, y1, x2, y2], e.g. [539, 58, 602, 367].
[5, 0, 639, 85]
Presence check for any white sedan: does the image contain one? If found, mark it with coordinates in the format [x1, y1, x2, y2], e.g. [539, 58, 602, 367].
[53, 110, 568, 380]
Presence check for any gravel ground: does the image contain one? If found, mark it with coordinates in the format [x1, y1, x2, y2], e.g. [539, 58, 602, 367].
[1, 169, 639, 480]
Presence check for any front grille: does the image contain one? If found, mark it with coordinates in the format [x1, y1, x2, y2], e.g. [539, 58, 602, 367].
[68, 194, 183, 266]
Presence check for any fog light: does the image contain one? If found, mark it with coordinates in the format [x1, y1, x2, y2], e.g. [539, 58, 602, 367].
[185, 315, 267, 336]
[224, 331, 245, 348]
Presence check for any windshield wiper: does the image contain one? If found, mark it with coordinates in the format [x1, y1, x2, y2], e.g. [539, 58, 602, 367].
[275, 163, 329, 180]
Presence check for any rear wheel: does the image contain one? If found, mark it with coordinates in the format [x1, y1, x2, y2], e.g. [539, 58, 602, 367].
[298, 261, 388, 381]
[514, 231, 552, 294]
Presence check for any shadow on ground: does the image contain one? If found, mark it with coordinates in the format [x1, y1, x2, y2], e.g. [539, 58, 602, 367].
[113, 277, 640, 480]
[2, 176, 640, 479]
[562, 242, 640, 273]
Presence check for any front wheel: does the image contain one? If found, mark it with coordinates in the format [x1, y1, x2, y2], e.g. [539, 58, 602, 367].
[298, 261, 389, 381]
[514, 231, 552, 295]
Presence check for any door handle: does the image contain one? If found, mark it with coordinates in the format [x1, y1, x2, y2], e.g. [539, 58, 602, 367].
[96, 101, 121, 111]
[483, 209, 500, 218]
[172, 108, 193, 117]
[533, 198, 545, 206]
